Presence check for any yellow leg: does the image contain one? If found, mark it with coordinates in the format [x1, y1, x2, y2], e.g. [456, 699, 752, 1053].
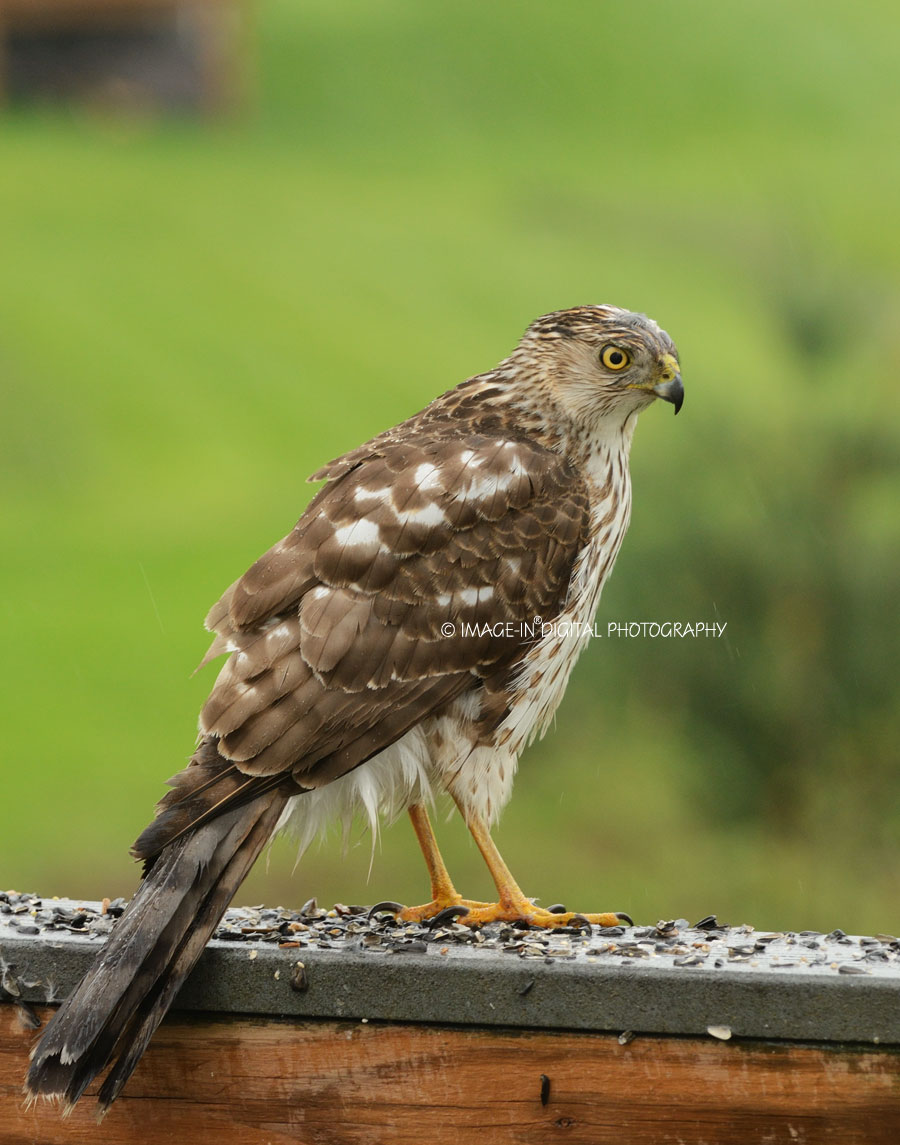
[408, 802, 460, 905]
[450, 793, 631, 929]
[384, 801, 631, 930]
[392, 804, 491, 923]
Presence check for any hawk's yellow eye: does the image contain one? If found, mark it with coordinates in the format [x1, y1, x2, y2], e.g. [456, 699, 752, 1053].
[600, 345, 631, 371]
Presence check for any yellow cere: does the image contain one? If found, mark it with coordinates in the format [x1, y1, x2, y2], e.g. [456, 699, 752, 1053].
[658, 353, 680, 382]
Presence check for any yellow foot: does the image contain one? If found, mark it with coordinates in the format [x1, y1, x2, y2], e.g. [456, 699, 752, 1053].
[370, 897, 632, 929]
[457, 900, 632, 930]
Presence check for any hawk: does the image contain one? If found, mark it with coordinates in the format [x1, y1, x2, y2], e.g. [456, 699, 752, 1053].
[26, 304, 683, 1111]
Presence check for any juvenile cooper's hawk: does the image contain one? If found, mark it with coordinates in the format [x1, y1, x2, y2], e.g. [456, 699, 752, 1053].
[27, 304, 683, 1111]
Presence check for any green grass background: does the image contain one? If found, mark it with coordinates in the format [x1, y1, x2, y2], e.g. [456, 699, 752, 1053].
[1, 0, 898, 933]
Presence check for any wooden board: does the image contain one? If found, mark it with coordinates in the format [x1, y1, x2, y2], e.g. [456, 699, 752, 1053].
[3, 1005, 900, 1144]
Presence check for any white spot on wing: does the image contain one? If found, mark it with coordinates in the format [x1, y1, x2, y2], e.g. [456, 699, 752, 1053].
[334, 518, 381, 549]
[459, 586, 493, 607]
[394, 502, 447, 527]
[458, 471, 514, 501]
[413, 463, 442, 491]
[354, 485, 391, 503]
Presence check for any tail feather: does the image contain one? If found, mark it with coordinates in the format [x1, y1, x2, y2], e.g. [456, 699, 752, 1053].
[25, 790, 287, 1111]
[96, 795, 286, 1107]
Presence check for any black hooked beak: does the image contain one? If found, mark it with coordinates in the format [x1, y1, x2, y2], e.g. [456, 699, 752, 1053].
[654, 374, 684, 415]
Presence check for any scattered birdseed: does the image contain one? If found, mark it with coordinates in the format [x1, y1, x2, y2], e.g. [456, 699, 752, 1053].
[289, 962, 309, 992]
[4, 890, 898, 1014]
[729, 945, 756, 958]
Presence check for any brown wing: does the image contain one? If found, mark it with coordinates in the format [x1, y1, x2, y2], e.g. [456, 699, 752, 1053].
[134, 428, 589, 859]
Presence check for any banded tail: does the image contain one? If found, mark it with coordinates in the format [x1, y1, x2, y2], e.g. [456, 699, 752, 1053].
[25, 789, 287, 1112]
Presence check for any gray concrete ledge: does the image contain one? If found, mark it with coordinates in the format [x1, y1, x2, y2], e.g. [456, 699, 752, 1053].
[2, 893, 899, 1046]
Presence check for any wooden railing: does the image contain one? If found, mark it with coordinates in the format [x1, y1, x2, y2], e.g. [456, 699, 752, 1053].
[2, 894, 899, 1143]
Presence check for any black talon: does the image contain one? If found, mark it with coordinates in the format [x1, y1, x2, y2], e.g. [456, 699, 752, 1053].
[427, 905, 471, 928]
[568, 913, 593, 933]
[368, 901, 405, 920]
[547, 904, 567, 914]
[615, 911, 635, 927]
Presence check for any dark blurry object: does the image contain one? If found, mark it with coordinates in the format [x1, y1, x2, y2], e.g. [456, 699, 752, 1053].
[0, 0, 247, 113]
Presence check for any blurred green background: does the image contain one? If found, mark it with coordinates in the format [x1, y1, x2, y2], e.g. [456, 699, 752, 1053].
[2, 0, 898, 934]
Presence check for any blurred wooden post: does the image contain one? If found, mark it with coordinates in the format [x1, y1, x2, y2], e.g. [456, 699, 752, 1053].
[3, 897, 900, 1143]
[0, 0, 249, 113]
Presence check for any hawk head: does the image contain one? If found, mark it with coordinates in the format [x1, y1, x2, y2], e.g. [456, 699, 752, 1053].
[513, 305, 683, 430]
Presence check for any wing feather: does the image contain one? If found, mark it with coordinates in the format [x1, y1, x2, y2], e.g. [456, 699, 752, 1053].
[145, 425, 590, 855]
